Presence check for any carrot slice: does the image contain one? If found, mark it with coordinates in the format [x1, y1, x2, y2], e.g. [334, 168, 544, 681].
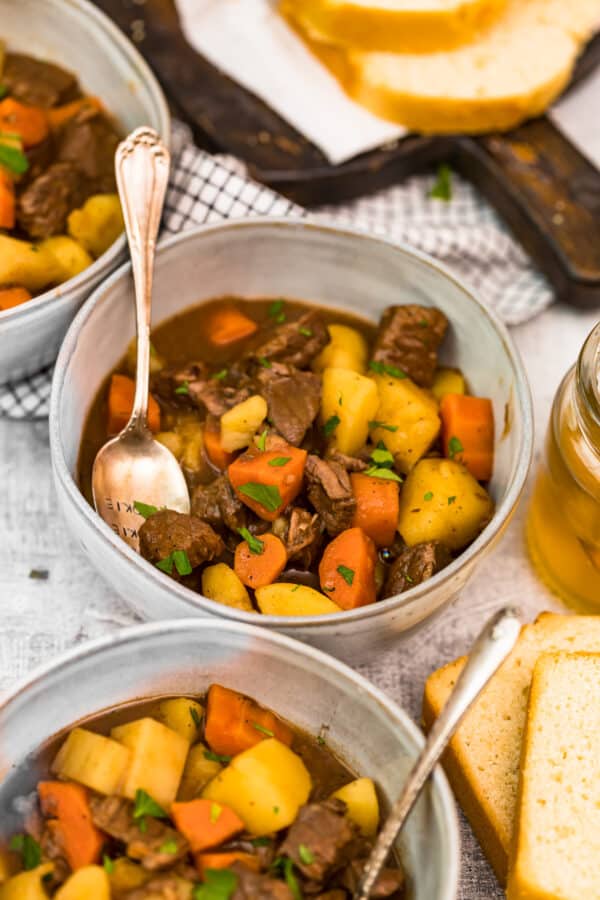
[0, 287, 31, 311]
[209, 306, 258, 346]
[196, 851, 261, 877]
[204, 422, 236, 470]
[204, 684, 293, 757]
[0, 98, 48, 147]
[234, 532, 287, 588]
[107, 373, 161, 435]
[228, 445, 307, 522]
[351, 473, 399, 548]
[171, 798, 245, 853]
[318, 527, 378, 610]
[440, 393, 494, 481]
[0, 169, 15, 230]
[46, 96, 103, 130]
[38, 781, 103, 871]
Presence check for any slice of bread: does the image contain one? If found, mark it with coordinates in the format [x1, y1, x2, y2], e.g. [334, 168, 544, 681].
[422, 613, 600, 883]
[306, 0, 600, 133]
[280, 0, 506, 53]
[507, 652, 600, 900]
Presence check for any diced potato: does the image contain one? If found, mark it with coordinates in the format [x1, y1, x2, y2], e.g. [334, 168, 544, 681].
[41, 236, 93, 283]
[156, 431, 183, 459]
[220, 395, 268, 453]
[370, 374, 441, 474]
[67, 194, 124, 258]
[157, 698, 204, 743]
[203, 738, 312, 836]
[312, 324, 368, 374]
[321, 368, 379, 456]
[51, 727, 131, 796]
[0, 864, 53, 900]
[178, 420, 205, 473]
[331, 777, 380, 837]
[125, 336, 166, 376]
[177, 742, 223, 801]
[0, 850, 19, 884]
[255, 583, 342, 616]
[202, 563, 254, 612]
[111, 717, 189, 808]
[398, 458, 494, 551]
[432, 367, 466, 402]
[55, 866, 110, 900]
[108, 859, 149, 894]
[0, 235, 91, 292]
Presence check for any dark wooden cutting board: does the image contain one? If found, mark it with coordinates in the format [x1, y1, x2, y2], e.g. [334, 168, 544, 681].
[96, 0, 600, 308]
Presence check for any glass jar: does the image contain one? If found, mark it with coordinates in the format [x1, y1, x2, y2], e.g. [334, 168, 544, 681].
[526, 323, 600, 613]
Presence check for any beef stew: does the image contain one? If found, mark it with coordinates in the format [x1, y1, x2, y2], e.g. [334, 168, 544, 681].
[79, 297, 495, 617]
[0, 685, 404, 899]
[0, 44, 123, 311]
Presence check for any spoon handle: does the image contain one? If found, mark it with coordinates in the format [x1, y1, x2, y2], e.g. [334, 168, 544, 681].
[115, 127, 170, 434]
[354, 606, 522, 900]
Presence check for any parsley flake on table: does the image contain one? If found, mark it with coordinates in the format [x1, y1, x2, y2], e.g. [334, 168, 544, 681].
[337, 565, 354, 586]
[193, 868, 237, 900]
[429, 164, 453, 201]
[28, 568, 49, 580]
[323, 414, 340, 437]
[448, 435, 464, 459]
[238, 482, 282, 512]
[238, 526, 265, 555]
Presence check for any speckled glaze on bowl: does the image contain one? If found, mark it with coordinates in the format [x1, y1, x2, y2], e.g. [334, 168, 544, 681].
[50, 219, 533, 665]
[0, 0, 170, 385]
[0, 618, 460, 900]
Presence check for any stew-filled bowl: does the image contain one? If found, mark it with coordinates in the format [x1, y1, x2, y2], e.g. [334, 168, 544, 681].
[51, 219, 533, 664]
[0, 619, 459, 899]
[0, 0, 169, 385]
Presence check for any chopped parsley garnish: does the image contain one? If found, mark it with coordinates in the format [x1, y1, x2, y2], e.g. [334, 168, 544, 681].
[0, 143, 29, 176]
[448, 435, 464, 459]
[103, 854, 115, 874]
[252, 721, 275, 737]
[364, 466, 402, 483]
[257, 429, 268, 451]
[268, 456, 291, 467]
[210, 802, 222, 824]
[273, 806, 280, 814]
[323, 415, 340, 437]
[160, 839, 179, 855]
[291, 584, 300, 592]
[238, 527, 265, 555]
[190, 706, 202, 728]
[204, 750, 232, 764]
[28, 568, 49, 580]
[316, 735, 326, 747]
[156, 549, 193, 576]
[193, 868, 238, 900]
[212, 368, 228, 381]
[133, 789, 168, 832]
[9, 834, 41, 870]
[284, 858, 302, 900]
[268, 299, 286, 324]
[298, 326, 312, 337]
[251, 836, 272, 847]
[175, 380, 190, 395]
[337, 564, 355, 586]
[258, 356, 272, 369]
[368, 360, 406, 379]
[448, 495, 457, 505]
[298, 844, 315, 865]
[0, 86, 7, 99]
[134, 500, 158, 518]
[369, 421, 398, 433]
[238, 482, 282, 512]
[423, 491, 434, 502]
[418, 319, 429, 328]
[405, 574, 414, 584]
[429, 164, 453, 201]
[371, 442, 394, 468]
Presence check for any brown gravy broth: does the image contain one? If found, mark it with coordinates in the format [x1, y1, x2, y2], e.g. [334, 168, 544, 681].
[77, 296, 377, 504]
[0, 693, 354, 839]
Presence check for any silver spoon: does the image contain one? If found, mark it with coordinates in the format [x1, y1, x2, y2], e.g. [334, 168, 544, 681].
[92, 127, 190, 551]
[354, 606, 522, 900]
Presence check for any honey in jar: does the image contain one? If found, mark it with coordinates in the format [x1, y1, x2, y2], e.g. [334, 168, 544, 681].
[527, 323, 600, 613]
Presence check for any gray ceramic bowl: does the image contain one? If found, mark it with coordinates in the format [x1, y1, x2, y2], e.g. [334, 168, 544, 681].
[0, 0, 170, 385]
[0, 618, 459, 900]
[50, 219, 533, 665]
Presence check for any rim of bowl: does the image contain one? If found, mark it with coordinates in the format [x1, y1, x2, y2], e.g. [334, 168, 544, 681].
[0, 0, 171, 327]
[0, 616, 460, 900]
[50, 217, 534, 631]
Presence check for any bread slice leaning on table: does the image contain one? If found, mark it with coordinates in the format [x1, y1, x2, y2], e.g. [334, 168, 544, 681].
[304, 0, 600, 133]
[507, 652, 600, 900]
[280, 0, 507, 53]
[422, 612, 600, 884]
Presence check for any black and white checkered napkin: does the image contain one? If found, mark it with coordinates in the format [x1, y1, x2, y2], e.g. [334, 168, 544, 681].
[0, 124, 553, 420]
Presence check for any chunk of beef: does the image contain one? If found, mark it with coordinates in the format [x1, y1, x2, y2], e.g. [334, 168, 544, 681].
[339, 860, 405, 898]
[314, 893, 347, 900]
[17, 162, 87, 239]
[382, 541, 452, 599]
[280, 799, 363, 883]
[192, 476, 248, 533]
[249, 311, 328, 369]
[39, 822, 70, 884]
[324, 448, 369, 473]
[2, 53, 79, 108]
[24, 133, 56, 183]
[257, 364, 321, 446]
[153, 362, 252, 417]
[139, 510, 223, 572]
[230, 862, 294, 900]
[305, 456, 356, 537]
[90, 796, 189, 870]
[285, 507, 323, 569]
[57, 107, 120, 193]
[371, 305, 448, 387]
